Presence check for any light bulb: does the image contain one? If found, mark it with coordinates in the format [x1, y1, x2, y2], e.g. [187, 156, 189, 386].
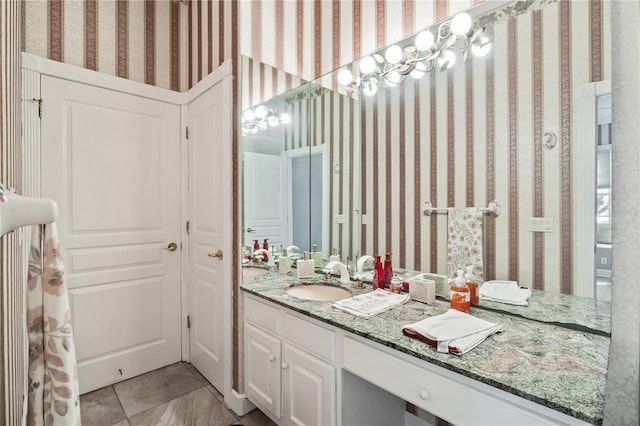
[337, 68, 353, 86]
[362, 79, 378, 96]
[385, 45, 403, 64]
[255, 105, 269, 119]
[438, 50, 456, 70]
[451, 13, 472, 36]
[410, 62, 426, 79]
[415, 31, 434, 51]
[358, 56, 377, 74]
[243, 109, 256, 121]
[385, 71, 402, 86]
[471, 38, 492, 57]
[267, 115, 279, 127]
[279, 113, 291, 124]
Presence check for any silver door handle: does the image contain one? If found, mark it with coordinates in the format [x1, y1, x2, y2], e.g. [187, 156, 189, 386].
[246, 227, 256, 233]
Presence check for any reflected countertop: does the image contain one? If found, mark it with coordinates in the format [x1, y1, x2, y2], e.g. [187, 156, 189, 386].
[241, 271, 609, 425]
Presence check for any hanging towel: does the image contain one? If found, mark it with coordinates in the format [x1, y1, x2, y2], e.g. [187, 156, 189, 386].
[402, 309, 503, 355]
[27, 224, 81, 426]
[479, 280, 532, 306]
[332, 289, 411, 319]
[447, 207, 484, 280]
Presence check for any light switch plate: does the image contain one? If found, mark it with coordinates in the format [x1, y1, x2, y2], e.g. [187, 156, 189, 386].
[335, 214, 344, 224]
[529, 217, 553, 233]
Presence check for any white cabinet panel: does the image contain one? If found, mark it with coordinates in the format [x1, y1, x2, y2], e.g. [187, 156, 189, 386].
[282, 343, 335, 426]
[245, 323, 282, 418]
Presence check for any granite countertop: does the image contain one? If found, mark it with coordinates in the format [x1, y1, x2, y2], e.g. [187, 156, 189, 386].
[242, 270, 609, 425]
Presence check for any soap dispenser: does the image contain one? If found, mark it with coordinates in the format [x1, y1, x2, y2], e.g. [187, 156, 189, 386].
[297, 251, 316, 279]
[450, 269, 470, 313]
[465, 265, 479, 306]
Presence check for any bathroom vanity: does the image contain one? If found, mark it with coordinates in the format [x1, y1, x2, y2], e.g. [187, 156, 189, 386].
[242, 273, 608, 426]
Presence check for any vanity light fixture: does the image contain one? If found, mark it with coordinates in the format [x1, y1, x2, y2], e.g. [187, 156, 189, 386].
[242, 105, 290, 135]
[337, 12, 492, 96]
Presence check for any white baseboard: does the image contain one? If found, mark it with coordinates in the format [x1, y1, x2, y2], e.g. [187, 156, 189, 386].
[225, 390, 256, 416]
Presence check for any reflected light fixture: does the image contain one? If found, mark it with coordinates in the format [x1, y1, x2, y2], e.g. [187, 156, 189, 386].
[337, 11, 492, 96]
[242, 105, 290, 135]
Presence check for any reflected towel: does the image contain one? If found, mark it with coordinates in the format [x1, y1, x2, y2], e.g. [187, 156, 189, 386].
[27, 224, 81, 425]
[479, 280, 532, 306]
[402, 309, 503, 355]
[332, 289, 411, 319]
[447, 207, 484, 280]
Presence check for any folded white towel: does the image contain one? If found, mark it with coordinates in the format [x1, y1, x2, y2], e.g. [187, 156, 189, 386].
[479, 280, 532, 306]
[332, 289, 411, 319]
[402, 309, 503, 355]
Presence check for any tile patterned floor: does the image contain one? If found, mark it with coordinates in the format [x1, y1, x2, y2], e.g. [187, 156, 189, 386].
[80, 362, 276, 426]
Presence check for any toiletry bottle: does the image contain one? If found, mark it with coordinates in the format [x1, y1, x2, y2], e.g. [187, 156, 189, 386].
[465, 265, 479, 305]
[372, 269, 380, 290]
[311, 243, 323, 264]
[253, 239, 260, 251]
[390, 275, 403, 294]
[263, 238, 269, 250]
[329, 248, 341, 263]
[450, 269, 470, 313]
[383, 253, 393, 288]
[374, 255, 384, 289]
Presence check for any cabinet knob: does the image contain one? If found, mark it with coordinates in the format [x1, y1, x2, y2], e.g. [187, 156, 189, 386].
[418, 389, 430, 400]
[281, 362, 289, 369]
[268, 354, 275, 362]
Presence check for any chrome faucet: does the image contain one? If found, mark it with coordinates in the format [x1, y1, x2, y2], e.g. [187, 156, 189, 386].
[253, 249, 275, 267]
[324, 261, 350, 285]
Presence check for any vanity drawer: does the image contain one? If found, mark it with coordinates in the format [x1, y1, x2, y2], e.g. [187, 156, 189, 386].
[283, 311, 335, 362]
[244, 295, 280, 334]
[342, 336, 572, 425]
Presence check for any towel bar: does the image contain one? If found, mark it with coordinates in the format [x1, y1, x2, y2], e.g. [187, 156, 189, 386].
[422, 200, 501, 218]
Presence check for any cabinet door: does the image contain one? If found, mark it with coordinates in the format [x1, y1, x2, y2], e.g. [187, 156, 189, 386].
[282, 343, 335, 426]
[245, 323, 281, 418]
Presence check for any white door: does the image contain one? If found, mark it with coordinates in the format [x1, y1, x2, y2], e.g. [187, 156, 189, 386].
[40, 75, 182, 393]
[243, 152, 286, 248]
[187, 70, 233, 395]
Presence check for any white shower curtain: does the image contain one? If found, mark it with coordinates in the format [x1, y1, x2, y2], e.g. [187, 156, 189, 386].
[27, 224, 81, 425]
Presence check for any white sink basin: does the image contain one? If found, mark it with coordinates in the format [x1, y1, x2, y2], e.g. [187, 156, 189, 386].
[286, 284, 351, 301]
[243, 267, 270, 277]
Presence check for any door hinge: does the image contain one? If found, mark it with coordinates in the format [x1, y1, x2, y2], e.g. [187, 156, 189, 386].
[36, 98, 42, 118]
[187, 315, 191, 329]
[186, 220, 190, 234]
[185, 126, 189, 140]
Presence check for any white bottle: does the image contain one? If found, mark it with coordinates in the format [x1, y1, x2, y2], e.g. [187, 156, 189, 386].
[297, 252, 316, 279]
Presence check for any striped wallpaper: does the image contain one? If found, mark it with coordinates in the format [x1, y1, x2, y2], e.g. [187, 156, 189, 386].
[244, 0, 610, 295]
[240, 0, 488, 83]
[23, 0, 237, 92]
[1, 0, 26, 424]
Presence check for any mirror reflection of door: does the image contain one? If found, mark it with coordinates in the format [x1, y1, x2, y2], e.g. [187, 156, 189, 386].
[244, 151, 287, 249]
[596, 94, 612, 302]
[286, 146, 327, 255]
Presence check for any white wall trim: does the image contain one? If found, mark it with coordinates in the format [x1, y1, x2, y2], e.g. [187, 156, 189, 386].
[226, 389, 256, 417]
[574, 80, 611, 297]
[21, 52, 182, 105]
[185, 60, 233, 103]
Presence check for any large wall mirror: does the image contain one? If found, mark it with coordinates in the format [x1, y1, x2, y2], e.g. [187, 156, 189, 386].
[241, 0, 611, 328]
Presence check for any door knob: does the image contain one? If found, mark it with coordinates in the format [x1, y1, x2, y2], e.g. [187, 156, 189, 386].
[164, 242, 178, 252]
[208, 249, 223, 260]
[246, 227, 256, 233]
